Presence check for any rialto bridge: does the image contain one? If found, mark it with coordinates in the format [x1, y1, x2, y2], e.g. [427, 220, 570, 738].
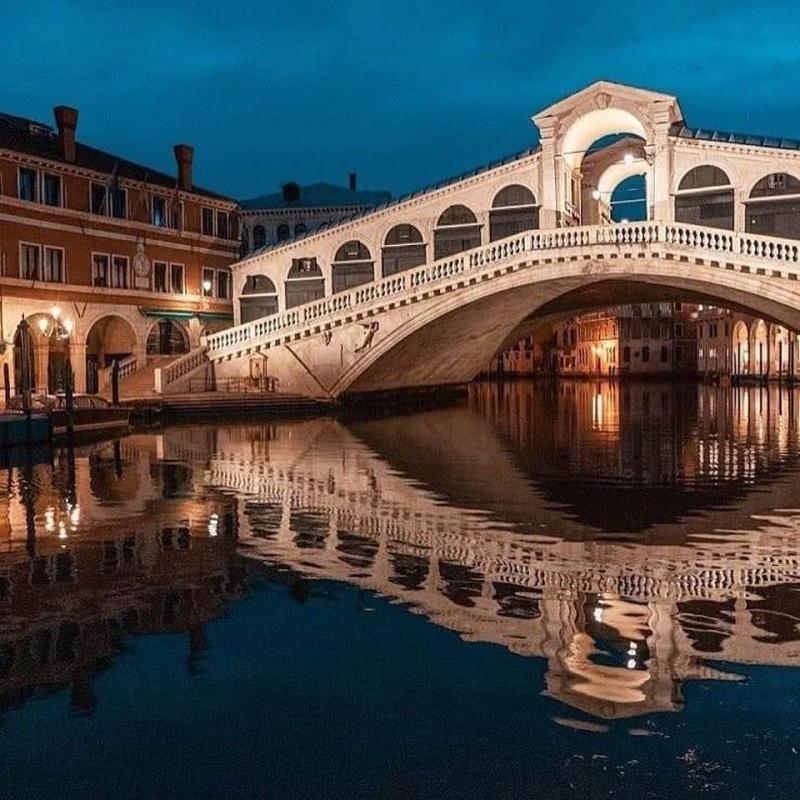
[171, 80, 800, 399]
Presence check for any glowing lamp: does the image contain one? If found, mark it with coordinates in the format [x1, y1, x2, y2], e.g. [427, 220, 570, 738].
[51, 306, 61, 319]
[591, 189, 601, 200]
[202, 280, 213, 292]
[623, 152, 634, 165]
[37, 317, 49, 333]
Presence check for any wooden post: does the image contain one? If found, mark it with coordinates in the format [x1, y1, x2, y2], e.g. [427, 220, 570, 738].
[111, 359, 120, 406]
[2, 362, 9, 406]
[64, 356, 75, 440]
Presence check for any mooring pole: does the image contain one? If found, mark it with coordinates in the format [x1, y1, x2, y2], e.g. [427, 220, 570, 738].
[111, 359, 120, 406]
[65, 356, 75, 441]
[2, 362, 9, 407]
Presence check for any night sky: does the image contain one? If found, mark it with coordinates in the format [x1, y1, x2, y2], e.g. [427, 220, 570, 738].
[3, 1, 800, 200]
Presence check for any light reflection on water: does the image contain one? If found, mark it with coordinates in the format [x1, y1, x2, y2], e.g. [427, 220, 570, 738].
[1, 380, 800, 796]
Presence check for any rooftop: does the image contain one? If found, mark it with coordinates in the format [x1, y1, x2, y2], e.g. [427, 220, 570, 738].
[0, 112, 233, 201]
[240, 182, 392, 211]
[669, 122, 800, 151]
[243, 146, 540, 259]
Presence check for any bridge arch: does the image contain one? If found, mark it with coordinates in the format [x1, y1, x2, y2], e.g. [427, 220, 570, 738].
[381, 224, 427, 278]
[489, 185, 539, 241]
[746, 172, 800, 240]
[559, 107, 648, 170]
[240, 274, 279, 322]
[674, 165, 735, 230]
[732, 320, 750, 374]
[330, 260, 800, 397]
[332, 240, 374, 294]
[769, 322, 791, 374]
[433, 205, 482, 260]
[285, 258, 324, 309]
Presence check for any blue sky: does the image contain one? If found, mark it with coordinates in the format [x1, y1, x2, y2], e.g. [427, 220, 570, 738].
[3, 0, 800, 199]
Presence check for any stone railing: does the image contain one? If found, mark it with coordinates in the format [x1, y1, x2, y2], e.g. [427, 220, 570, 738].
[206, 221, 800, 358]
[154, 347, 211, 395]
[98, 353, 138, 392]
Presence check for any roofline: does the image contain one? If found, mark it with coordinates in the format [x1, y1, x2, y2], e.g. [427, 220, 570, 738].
[0, 111, 237, 204]
[533, 79, 682, 123]
[670, 123, 800, 154]
[233, 144, 541, 268]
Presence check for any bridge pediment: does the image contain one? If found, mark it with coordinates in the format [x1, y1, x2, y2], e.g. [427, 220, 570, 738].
[533, 80, 683, 130]
[533, 81, 683, 169]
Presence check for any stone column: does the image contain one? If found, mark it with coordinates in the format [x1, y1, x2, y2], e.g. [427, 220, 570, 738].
[650, 103, 674, 223]
[70, 342, 88, 393]
[188, 316, 203, 349]
[537, 116, 559, 229]
[734, 189, 747, 233]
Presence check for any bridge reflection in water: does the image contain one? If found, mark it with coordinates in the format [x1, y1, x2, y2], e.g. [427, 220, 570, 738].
[0, 381, 799, 727]
[217, 380, 800, 720]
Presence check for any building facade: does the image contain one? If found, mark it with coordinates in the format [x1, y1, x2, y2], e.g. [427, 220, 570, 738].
[695, 306, 796, 378]
[239, 175, 391, 256]
[0, 105, 240, 398]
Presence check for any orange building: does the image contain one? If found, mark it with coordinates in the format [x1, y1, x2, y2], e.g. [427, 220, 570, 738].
[0, 105, 239, 398]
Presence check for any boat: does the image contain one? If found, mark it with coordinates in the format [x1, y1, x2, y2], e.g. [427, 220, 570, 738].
[5, 394, 131, 436]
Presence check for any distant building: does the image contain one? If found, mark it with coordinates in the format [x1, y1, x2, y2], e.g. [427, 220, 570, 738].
[239, 174, 391, 254]
[495, 303, 698, 377]
[695, 306, 797, 378]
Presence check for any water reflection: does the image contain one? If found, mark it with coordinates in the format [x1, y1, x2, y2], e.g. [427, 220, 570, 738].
[228, 381, 800, 719]
[0, 435, 245, 715]
[0, 381, 799, 727]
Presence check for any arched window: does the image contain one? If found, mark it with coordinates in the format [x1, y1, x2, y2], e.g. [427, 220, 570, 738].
[295, 222, 307, 236]
[746, 173, 800, 240]
[276, 223, 291, 242]
[674, 166, 734, 230]
[332, 240, 374, 293]
[252, 225, 267, 249]
[489, 185, 539, 241]
[382, 224, 426, 277]
[641, 345, 650, 363]
[242, 274, 276, 294]
[285, 257, 324, 308]
[433, 205, 481, 260]
[240, 274, 279, 322]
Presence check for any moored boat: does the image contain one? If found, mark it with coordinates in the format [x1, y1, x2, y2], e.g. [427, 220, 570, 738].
[6, 394, 131, 436]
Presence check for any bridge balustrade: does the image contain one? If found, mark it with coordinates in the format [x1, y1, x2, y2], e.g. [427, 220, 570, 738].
[207, 221, 800, 358]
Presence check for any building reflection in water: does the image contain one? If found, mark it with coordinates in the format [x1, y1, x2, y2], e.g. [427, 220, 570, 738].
[1, 381, 800, 722]
[0, 433, 245, 718]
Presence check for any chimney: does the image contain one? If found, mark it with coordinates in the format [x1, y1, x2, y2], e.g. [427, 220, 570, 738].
[282, 182, 301, 203]
[54, 106, 78, 163]
[348, 172, 357, 192]
[173, 144, 194, 192]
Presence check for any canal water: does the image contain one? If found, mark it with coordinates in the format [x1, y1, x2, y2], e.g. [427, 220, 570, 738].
[1, 380, 800, 799]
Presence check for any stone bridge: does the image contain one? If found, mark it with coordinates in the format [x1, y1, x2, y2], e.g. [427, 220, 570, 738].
[193, 81, 800, 399]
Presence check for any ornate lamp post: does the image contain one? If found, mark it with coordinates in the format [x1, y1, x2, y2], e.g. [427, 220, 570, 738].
[36, 306, 74, 394]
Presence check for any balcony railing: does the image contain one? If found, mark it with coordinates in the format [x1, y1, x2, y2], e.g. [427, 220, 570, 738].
[205, 221, 800, 357]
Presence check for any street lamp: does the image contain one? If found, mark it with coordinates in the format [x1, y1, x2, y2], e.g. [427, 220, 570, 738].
[37, 306, 74, 339]
[36, 306, 74, 394]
